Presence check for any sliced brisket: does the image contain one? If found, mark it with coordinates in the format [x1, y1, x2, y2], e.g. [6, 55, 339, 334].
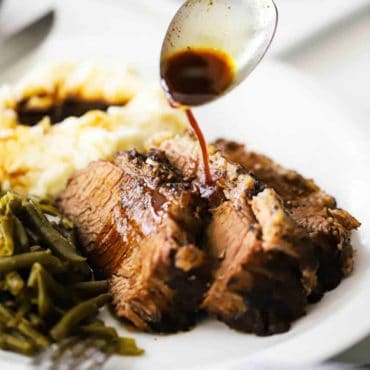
[58, 133, 359, 337]
[58, 149, 209, 332]
[155, 134, 318, 335]
[214, 139, 360, 300]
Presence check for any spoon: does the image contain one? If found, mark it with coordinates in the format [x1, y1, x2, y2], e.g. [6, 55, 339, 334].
[159, 0, 278, 185]
[160, 0, 278, 107]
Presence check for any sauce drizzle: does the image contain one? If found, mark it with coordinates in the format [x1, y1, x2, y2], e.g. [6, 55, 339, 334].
[161, 47, 235, 185]
[184, 108, 212, 185]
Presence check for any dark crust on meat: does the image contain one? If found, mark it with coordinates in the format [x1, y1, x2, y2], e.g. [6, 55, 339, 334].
[155, 134, 318, 335]
[214, 139, 360, 301]
[58, 149, 209, 332]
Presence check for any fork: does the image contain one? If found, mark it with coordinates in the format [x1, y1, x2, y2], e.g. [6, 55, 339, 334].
[32, 337, 112, 370]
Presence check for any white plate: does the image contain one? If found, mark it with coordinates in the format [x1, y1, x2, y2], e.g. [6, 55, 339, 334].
[0, 1, 369, 369]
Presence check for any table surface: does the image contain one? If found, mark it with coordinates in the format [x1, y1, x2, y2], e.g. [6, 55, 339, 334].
[0, 0, 369, 365]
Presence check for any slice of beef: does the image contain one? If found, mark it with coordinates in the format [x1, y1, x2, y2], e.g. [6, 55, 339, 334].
[214, 139, 360, 300]
[155, 134, 318, 335]
[58, 149, 209, 332]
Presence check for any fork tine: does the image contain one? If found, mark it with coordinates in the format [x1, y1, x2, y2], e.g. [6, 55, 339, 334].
[32, 337, 112, 370]
[33, 343, 57, 368]
[87, 350, 111, 370]
[68, 339, 97, 370]
[78, 347, 104, 370]
[51, 337, 85, 370]
[69, 339, 108, 370]
[32, 338, 78, 370]
[51, 337, 79, 363]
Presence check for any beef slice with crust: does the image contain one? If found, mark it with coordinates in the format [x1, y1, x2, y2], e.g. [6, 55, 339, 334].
[214, 139, 360, 300]
[154, 134, 318, 335]
[58, 149, 209, 332]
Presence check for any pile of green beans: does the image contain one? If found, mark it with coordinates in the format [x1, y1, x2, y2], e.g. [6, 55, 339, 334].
[0, 192, 142, 356]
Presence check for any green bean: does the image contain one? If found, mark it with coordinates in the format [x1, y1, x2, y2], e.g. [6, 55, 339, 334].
[29, 263, 65, 297]
[18, 320, 50, 349]
[28, 313, 43, 328]
[80, 322, 118, 340]
[38, 274, 53, 319]
[13, 215, 29, 253]
[21, 202, 85, 263]
[60, 217, 74, 230]
[15, 298, 32, 318]
[71, 261, 92, 280]
[115, 337, 144, 356]
[28, 263, 69, 308]
[29, 245, 43, 252]
[0, 193, 22, 215]
[0, 215, 15, 257]
[0, 192, 143, 358]
[0, 303, 25, 324]
[72, 280, 108, 297]
[53, 223, 78, 248]
[38, 203, 62, 217]
[50, 293, 111, 341]
[28, 264, 54, 319]
[0, 304, 50, 349]
[25, 228, 41, 245]
[5, 271, 24, 296]
[0, 250, 66, 274]
[0, 332, 35, 356]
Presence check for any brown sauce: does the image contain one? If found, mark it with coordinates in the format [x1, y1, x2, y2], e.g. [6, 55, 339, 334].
[16, 98, 127, 126]
[161, 48, 235, 185]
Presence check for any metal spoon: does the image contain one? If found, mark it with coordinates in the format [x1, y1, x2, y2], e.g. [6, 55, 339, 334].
[160, 0, 278, 106]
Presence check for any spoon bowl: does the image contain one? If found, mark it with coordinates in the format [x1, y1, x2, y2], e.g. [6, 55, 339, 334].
[160, 0, 278, 106]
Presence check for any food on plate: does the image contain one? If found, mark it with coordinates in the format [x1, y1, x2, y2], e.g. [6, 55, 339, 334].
[214, 139, 361, 300]
[154, 134, 317, 335]
[58, 149, 209, 332]
[0, 62, 139, 128]
[58, 133, 360, 336]
[156, 134, 359, 330]
[0, 62, 187, 198]
[0, 192, 142, 356]
[0, 62, 360, 348]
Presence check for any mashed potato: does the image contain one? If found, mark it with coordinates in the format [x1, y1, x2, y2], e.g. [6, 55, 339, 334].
[0, 62, 187, 198]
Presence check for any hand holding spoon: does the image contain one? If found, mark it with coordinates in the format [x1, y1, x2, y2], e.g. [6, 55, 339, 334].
[160, 0, 278, 184]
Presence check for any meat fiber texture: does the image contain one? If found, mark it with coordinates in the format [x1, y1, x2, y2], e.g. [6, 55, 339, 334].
[214, 139, 360, 301]
[155, 134, 317, 335]
[58, 149, 209, 332]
